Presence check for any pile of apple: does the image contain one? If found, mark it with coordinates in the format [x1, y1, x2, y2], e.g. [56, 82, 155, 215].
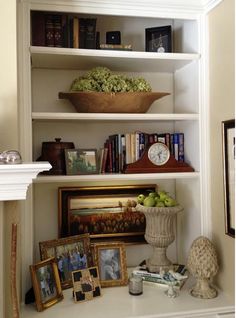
[137, 190, 178, 207]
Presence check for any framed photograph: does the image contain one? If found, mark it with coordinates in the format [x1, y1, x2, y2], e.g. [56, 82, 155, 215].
[65, 148, 98, 175]
[222, 119, 235, 238]
[93, 242, 128, 287]
[145, 25, 172, 53]
[72, 267, 101, 302]
[39, 234, 93, 289]
[29, 258, 63, 312]
[58, 184, 156, 243]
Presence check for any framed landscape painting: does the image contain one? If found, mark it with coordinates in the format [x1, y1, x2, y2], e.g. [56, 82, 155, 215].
[58, 184, 156, 243]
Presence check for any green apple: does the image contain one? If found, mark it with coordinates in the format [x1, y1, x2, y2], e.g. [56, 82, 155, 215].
[155, 201, 165, 207]
[164, 197, 177, 207]
[143, 196, 155, 207]
[137, 194, 146, 204]
[158, 191, 169, 202]
[148, 191, 158, 198]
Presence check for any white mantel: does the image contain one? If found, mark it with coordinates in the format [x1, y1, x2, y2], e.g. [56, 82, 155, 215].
[0, 162, 51, 201]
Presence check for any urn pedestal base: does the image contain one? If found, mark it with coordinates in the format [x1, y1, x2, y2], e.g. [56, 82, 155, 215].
[136, 204, 183, 273]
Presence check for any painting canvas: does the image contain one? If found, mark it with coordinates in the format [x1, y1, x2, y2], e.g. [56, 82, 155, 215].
[58, 185, 156, 243]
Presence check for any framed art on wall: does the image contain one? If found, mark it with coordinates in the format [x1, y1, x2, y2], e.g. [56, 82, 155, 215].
[58, 184, 156, 243]
[222, 119, 235, 238]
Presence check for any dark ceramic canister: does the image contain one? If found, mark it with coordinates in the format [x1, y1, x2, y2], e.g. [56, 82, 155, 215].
[37, 138, 75, 175]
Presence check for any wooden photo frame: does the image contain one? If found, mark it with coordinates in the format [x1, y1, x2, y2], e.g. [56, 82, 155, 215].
[72, 267, 101, 302]
[65, 148, 98, 175]
[145, 25, 172, 53]
[222, 119, 235, 238]
[93, 242, 128, 287]
[29, 258, 63, 312]
[58, 184, 156, 243]
[39, 234, 93, 289]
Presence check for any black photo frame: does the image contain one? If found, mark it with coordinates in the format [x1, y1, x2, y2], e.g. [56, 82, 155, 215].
[145, 25, 172, 53]
[222, 119, 235, 238]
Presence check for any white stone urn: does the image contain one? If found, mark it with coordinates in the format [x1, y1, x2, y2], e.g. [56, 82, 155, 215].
[136, 204, 183, 272]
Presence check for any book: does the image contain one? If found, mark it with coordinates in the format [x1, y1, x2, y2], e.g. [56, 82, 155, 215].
[72, 17, 79, 48]
[100, 44, 132, 51]
[178, 133, 184, 162]
[173, 133, 185, 162]
[132, 264, 188, 290]
[85, 18, 97, 49]
[79, 18, 87, 48]
[31, 11, 46, 46]
[53, 15, 63, 47]
[45, 14, 55, 47]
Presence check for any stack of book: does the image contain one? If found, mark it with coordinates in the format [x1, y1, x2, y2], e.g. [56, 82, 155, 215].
[132, 264, 188, 289]
[99, 131, 185, 174]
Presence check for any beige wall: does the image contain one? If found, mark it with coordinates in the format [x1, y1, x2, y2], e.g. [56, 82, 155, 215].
[0, 0, 20, 317]
[208, 0, 235, 299]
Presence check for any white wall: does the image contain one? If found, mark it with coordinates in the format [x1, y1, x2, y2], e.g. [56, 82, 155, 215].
[208, 0, 235, 299]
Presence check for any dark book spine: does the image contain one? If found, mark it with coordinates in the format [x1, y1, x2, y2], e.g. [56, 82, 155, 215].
[85, 18, 97, 49]
[61, 14, 69, 48]
[53, 15, 63, 47]
[31, 11, 46, 46]
[45, 14, 55, 47]
[79, 18, 86, 48]
[178, 133, 184, 162]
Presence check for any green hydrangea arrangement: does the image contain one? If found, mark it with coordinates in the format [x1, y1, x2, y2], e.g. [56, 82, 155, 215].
[70, 67, 152, 93]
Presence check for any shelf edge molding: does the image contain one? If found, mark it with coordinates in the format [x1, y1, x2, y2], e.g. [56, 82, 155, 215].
[0, 162, 51, 201]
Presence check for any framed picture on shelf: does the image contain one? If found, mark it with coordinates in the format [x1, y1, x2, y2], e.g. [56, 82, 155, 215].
[39, 234, 93, 289]
[58, 184, 156, 243]
[72, 267, 101, 302]
[222, 119, 235, 238]
[29, 258, 63, 312]
[93, 242, 128, 287]
[145, 25, 172, 53]
[65, 148, 98, 175]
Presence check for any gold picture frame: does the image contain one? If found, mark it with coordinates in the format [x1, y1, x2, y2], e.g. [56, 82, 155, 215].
[72, 267, 102, 302]
[93, 242, 128, 287]
[39, 234, 93, 289]
[58, 184, 156, 243]
[29, 258, 63, 312]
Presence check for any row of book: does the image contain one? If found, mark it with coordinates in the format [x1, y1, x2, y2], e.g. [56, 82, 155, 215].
[99, 131, 185, 174]
[31, 11, 97, 49]
[132, 263, 188, 290]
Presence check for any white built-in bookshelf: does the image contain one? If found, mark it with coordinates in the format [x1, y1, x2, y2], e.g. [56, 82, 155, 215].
[17, 0, 234, 317]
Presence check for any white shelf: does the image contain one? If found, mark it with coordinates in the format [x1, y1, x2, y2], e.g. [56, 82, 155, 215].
[0, 162, 51, 201]
[33, 172, 199, 183]
[32, 112, 199, 122]
[30, 46, 200, 72]
[20, 280, 234, 318]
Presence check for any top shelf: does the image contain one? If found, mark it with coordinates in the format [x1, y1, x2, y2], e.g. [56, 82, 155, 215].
[30, 46, 200, 72]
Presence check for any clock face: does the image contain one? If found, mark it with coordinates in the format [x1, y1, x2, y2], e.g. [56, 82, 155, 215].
[148, 142, 170, 166]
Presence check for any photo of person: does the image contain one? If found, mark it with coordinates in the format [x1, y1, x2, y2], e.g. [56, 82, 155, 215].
[36, 265, 56, 303]
[99, 248, 121, 281]
[39, 234, 92, 289]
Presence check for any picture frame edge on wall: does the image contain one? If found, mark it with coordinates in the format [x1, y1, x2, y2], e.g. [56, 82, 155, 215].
[222, 118, 235, 238]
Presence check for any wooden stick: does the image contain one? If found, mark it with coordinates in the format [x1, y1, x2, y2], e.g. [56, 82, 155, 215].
[11, 223, 19, 318]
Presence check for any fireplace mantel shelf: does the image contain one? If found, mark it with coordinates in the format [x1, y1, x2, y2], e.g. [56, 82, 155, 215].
[0, 162, 51, 201]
